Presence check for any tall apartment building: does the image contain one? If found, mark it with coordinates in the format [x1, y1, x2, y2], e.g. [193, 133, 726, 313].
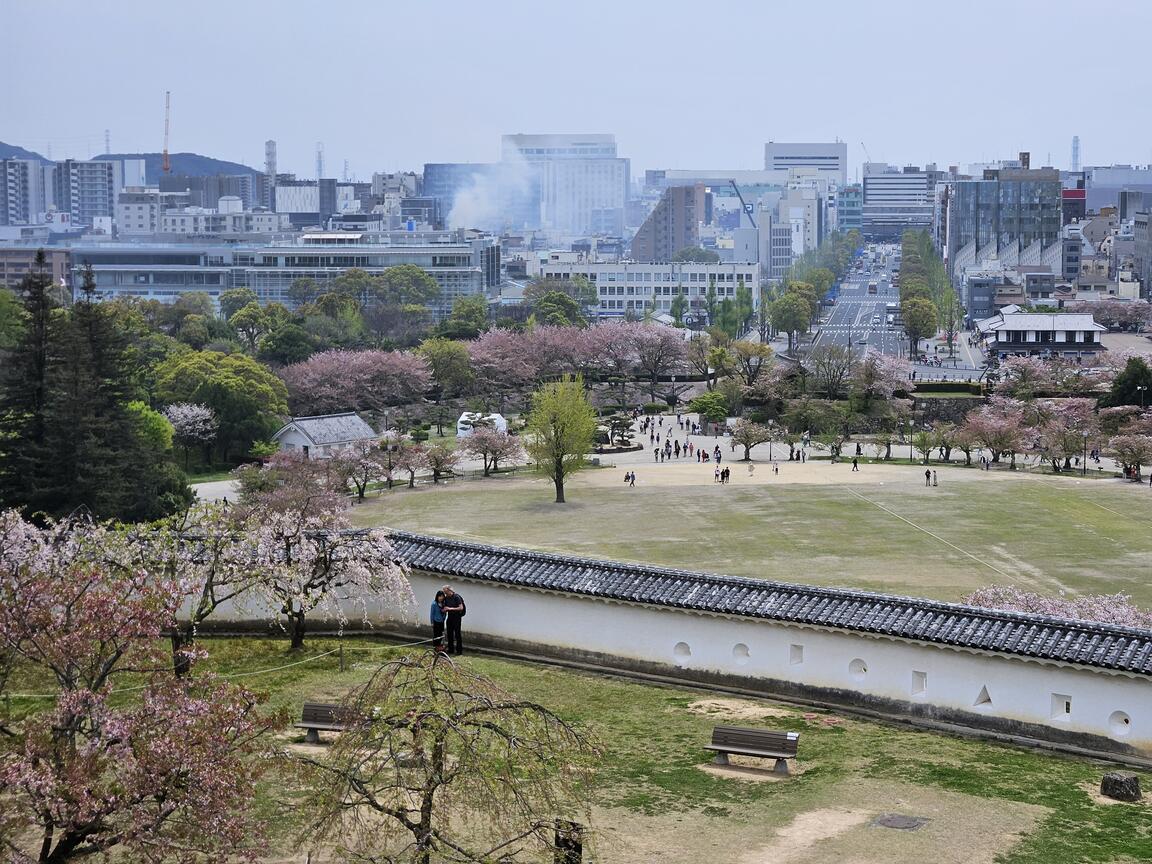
[51, 159, 121, 226]
[861, 164, 936, 240]
[630, 184, 709, 262]
[501, 134, 629, 236]
[765, 142, 848, 186]
[835, 183, 863, 232]
[116, 189, 193, 235]
[1, 159, 47, 225]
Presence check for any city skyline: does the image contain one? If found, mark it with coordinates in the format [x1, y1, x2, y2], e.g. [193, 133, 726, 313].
[5, 0, 1152, 178]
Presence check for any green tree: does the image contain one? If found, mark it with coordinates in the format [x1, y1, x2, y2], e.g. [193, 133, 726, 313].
[689, 391, 729, 424]
[524, 275, 597, 309]
[229, 302, 269, 352]
[287, 276, 321, 308]
[807, 267, 835, 297]
[672, 246, 721, 263]
[730, 341, 775, 387]
[377, 264, 441, 307]
[0, 286, 22, 350]
[901, 296, 938, 358]
[258, 323, 316, 365]
[418, 337, 474, 398]
[705, 279, 719, 324]
[437, 294, 490, 339]
[1103, 357, 1152, 408]
[771, 294, 811, 352]
[670, 290, 688, 327]
[219, 287, 258, 321]
[534, 291, 586, 327]
[524, 375, 597, 504]
[0, 254, 58, 512]
[155, 351, 289, 462]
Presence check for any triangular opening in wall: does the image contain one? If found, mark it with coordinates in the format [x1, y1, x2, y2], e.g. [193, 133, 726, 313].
[974, 685, 992, 707]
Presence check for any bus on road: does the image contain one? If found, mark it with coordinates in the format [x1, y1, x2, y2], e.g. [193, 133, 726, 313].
[867, 281, 878, 295]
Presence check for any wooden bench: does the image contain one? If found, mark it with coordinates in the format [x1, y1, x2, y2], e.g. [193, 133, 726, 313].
[294, 702, 357, 744]
[704, 725, 800, 775]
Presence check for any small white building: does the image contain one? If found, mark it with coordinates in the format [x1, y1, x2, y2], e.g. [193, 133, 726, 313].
[980, 311, 1107, 359]
[271, 413, 377, 459]
[456, 412, 507, 437]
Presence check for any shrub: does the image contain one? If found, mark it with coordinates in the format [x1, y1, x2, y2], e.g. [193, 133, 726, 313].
[642, 403, 664, 415]
[409, 428, 430, 442]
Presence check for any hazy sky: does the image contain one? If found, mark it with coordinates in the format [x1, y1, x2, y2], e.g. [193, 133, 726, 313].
[5, 0, 1151, 180]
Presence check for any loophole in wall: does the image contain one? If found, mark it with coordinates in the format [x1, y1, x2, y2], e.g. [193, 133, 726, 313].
[732, 643, 750, 665]
[1110, 710, 1132, 736]
[849, 658, 868, 681]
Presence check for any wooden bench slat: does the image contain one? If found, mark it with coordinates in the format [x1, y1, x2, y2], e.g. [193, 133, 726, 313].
[706, 725, 800, 774]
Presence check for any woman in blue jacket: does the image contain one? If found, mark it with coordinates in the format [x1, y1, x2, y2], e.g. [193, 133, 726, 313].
[430, 590, 446, 651]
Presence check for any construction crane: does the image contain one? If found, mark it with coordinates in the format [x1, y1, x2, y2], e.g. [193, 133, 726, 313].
[162, 91, 171, 175]
[860, 141, 873, 163]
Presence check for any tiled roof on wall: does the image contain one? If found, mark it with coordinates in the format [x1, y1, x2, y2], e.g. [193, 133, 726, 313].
[389, 531, 1152, 676]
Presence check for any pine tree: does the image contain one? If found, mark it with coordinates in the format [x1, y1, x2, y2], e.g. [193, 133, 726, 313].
[0, 251, 57, 513]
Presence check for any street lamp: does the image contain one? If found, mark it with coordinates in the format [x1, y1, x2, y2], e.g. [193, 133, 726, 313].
[1081, 430, 1089, 477]
[908, 419, 915, 464]
[1138, 385, 1148, 410]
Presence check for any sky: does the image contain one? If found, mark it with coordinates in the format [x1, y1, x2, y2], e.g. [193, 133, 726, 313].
[4, 0, 1151, 180]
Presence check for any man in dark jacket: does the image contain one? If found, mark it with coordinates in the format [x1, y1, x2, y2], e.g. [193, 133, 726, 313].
[441, 585, 466, 655]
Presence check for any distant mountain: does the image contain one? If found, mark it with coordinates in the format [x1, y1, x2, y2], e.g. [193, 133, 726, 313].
[94, 152, 261, 183]
[0, 141, 50, 162]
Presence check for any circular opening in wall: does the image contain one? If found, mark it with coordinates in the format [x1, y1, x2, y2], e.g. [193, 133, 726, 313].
[673, 642, 692, 664]
[849, 658, 868, 681]
[732, 643, 750, 665]
[1109, 710, 1132, 737]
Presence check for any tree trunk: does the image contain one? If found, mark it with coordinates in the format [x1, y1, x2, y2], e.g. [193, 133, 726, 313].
[288, 611, 306, 651]
[553, 467, 566, 503]
[171, 626, 194, 678]
[743, 444, 751, 461]
[885, 442, 892, 460]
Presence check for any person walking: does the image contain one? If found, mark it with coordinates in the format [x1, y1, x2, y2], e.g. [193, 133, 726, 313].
[629, 472, 636, 487]
[924, 468, 931, 487]
[430, 590, 446, 652]
[773, 462, 779, 475]
[852, 457, 859, 472]
[714, 466, 721, 483]
[932, 470, 938, 487]
[441, 585, 466, 655]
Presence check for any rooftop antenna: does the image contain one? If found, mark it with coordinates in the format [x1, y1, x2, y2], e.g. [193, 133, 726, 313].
[342, 159, 349, 182]
[316, 142, 324, 180]
[264, 139, 277, 209]
[162, 91, 171, 175]
[104, 129, 111, 154]
[1071, 136, 1081, 172]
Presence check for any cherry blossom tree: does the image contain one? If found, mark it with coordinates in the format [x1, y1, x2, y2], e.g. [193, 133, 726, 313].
[962, 397, 1027, 465]
[233, 450, 349, 517]
[393, 444, 429, 488]
[1027, 398, 1098, 471]
[729, 419, 774, 461]
[330, 439, 390, 500]
[1109, 434, 1152, 481]
[280, 349, 432, 416]
[425, 443, 459, 484]
[581, 322, 640, 405]
[963, 585, 1152, 628]
[459, 428, 525, 476]
[163, 402, 219, 470]
[467, 329, 539, 409]
[993, 356, 1051, 399]
[632, 324, 687, 401]
[853, 351, 910, 404]
[0, 511, 282, 863]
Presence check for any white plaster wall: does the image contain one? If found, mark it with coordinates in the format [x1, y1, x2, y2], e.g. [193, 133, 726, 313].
[405, 573, 1152, 753]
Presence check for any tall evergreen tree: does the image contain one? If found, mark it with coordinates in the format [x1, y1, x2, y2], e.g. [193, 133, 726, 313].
[0, 251, 57, 512]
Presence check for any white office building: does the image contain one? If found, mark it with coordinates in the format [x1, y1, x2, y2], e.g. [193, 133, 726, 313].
[1, 159, 47, 225]
[502, 134, 629, 237]
[765, 142, 848, 186]
[536, 260, 759, 322]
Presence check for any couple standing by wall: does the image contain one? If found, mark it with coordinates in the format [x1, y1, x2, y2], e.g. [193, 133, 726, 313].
[430, 586, 466, 654]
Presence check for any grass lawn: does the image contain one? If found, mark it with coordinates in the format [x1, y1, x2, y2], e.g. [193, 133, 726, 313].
[348, 462, 1152, 606]
[202, 637, 1152, 862]
[186, 468, 237, 483]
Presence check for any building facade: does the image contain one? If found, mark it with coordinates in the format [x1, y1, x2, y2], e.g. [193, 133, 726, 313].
[502, 134, 629, 236]
[0, 247, 71, 292]
[1, 159, 47, 225]
[862, 164, 935, 240]
[537, 260, 758, 321]
[835, 183, 863, 232]
[629, 184, 708, 263]
[51, 160, 120, 227]
[764, 141, 848, 185]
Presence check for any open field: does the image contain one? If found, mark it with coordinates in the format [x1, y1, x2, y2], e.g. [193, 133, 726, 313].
[193, 639, 1152, 861]
[349, 460, 1152, 606]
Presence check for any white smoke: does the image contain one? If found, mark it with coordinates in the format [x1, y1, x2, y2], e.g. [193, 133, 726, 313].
[448, 148, 537, 232]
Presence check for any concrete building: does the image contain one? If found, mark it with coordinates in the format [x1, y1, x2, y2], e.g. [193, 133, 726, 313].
[1, 159, 47, 225]
[630, 184, 709, 263]
[273, 179, 358, 227]
[536, 260, 758, 322]
[1083, 165, 1152, 213]
[502, 134, 629, 236]
[159, 204, 289, 235]
[835, 183, 862, 232]
[0, 247, 71, 292]
[115, 189, 193, 235]
[51, 160, 122, 227]
[71, 230, 501, 318]
[158, 173, 257, 210]
[862, 164, 936, 240]
[765, 141, 848, 185]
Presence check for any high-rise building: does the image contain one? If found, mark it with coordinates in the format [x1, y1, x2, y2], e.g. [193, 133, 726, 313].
[861, 164, 936, 240]
[835, 183, 863, 232]
[1, 159, 46, 225]
[630, 184, 709, 262]
[51, 159, 121, 226]
[501, 134, 629, 236]
[764, 142, 848, 186]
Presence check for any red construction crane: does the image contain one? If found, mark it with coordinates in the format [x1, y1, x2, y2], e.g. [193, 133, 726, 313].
[162, 91, 171, 175]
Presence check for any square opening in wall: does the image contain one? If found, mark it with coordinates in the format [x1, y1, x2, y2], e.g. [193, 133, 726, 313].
[789, 644, 804, 665]
[1051, 693, 1072, 720]
[912, 670, 927, 696]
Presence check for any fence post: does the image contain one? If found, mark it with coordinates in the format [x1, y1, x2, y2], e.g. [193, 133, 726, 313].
[339, 640, 345, 673]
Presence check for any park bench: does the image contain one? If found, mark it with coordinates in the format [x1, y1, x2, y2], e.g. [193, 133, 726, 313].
[704, 725, 799, 775]
[294, 701, 358, 744]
